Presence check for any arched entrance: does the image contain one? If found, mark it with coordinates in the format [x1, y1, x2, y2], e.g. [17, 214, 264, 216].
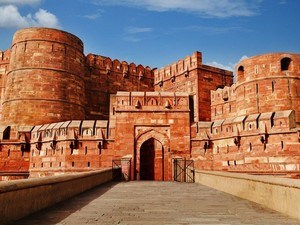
[135, 128, 170, 181]
[139, 138, 164, 180]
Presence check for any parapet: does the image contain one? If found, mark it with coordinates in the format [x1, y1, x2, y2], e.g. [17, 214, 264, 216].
[154, 51, 202, 84]
[12, 27, 83, 52]
[115, 91, 189, 111]
[0, 49, 11, 63]
[86, 53, 154, 80]
[211, 84, 236, 104]
[31, 120, 111, 147]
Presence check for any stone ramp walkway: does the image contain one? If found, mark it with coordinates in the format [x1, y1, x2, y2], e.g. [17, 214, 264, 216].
[13, 181, 300, 225]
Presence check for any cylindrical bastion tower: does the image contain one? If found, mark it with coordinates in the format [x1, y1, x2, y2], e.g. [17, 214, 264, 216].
[235, 52, 300, 123]
[1, 27, 86, 125]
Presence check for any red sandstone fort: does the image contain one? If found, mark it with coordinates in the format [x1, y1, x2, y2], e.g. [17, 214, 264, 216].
[0, 27, 299, 181]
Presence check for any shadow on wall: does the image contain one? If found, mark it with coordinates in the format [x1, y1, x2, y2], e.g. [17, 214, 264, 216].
[11, 182, 118, 225]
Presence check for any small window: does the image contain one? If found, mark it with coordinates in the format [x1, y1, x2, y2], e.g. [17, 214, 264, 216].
[238, 66, 244, 78]
[3, 126, 10, 140]
[254, 65, 259, 74]
[281, 57, 291, 71]
[72, 162, 75, 167]
[88, 162, 90, 167]
[85, 146, 88, 155]
[272, 81, 275, 93]
[8, 149, 10, 157]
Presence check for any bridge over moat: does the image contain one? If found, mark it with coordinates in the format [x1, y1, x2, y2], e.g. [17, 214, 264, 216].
[9, 181, 300, 225]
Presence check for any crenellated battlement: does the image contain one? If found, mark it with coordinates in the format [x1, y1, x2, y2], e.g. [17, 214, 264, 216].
[210, 84, 237, 121]
[211, 84, 236, 104]
[154, 51, 202, 85]
[86, 53, 154, 80]
[194, 110, 296, 141]
[115, 91, 189, 111]
[1, 27, 299, 179]
[0, 49, 11, 63]
[31, 120, 111, 145]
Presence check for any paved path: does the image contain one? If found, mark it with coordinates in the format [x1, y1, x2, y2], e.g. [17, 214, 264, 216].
[14, 181, 300, 225]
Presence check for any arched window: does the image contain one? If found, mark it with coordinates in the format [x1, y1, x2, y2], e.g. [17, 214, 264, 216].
[281, 57, 291, 71]
[237, 66, 244, 79]
[3, 126, 10, 140]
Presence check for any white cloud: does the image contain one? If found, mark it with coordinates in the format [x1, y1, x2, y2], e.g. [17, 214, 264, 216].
[279, 0, 287, 4]
[239, 55, 248, 62]
[0, 5, 60, 28]
[122, 36, 141, 42]
[34, 9, 60, 28]
[0, 0, 41, 5]
[125, 26, 153, 34]
[122, 26, 153, 42]
[84, 13, 101, 20]
[92, 0, 262, 18]
[206, 61, 234, 71]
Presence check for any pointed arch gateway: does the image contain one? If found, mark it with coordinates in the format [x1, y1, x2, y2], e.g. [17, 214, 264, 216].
[135, 129, 170, 181]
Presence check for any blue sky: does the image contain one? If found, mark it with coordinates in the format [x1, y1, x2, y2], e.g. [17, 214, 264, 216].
[0, 0, 299, 72]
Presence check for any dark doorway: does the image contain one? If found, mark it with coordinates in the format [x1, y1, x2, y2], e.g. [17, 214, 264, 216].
[140, 138, 155, 180]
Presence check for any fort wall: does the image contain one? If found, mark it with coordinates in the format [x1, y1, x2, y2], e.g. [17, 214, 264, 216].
[29, 120, 115, 177]
[114, 91, 191, 180]
[154, 52, 233, 121]
[235, 53, 300, 122]
[1, 28, 86, 126]
[0, 27, 299, 180]
[84, 54, 154, 120]
[0, 50, 11, 116]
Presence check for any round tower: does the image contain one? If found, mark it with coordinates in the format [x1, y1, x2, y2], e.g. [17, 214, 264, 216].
[235, 52, 300, 122]
[1, 27, 86, 125]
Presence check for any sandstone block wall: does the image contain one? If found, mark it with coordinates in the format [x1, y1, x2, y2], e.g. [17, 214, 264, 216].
[85, 54, 154, 120]
[1, 28, 86, 126]
[154, 51, 233, 122]
[0, 169, 115, 225]
[114, 91, 191, 180]
[0, 49, 11, 117]
[192, 109, 300, 177]
[235, 53, 300, 122]
[194, 170, 300, 221]
[29, 120, 115, 177]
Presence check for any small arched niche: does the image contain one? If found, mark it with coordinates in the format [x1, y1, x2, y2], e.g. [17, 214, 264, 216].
[237, 66, 245, 79]
[281, 57, 292, 71]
